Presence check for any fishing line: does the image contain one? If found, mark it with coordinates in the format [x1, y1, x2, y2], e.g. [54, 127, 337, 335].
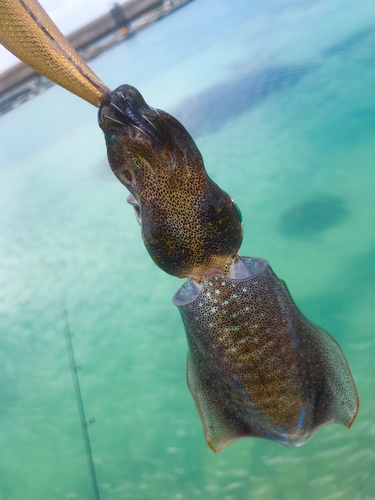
[62, 301, 101, 500]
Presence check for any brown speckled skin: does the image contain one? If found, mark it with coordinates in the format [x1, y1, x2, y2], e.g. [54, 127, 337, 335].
[174, 257, 359, 451]
[98, 85, 243, 281]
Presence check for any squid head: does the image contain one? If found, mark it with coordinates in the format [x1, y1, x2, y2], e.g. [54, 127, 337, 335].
[98, 85, 243, 281]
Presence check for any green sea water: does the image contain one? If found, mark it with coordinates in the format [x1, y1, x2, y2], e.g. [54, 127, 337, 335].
[0, 0, 375, 498]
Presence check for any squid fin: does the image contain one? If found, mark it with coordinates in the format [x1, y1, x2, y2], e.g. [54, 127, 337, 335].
[187, 352, 263, 452]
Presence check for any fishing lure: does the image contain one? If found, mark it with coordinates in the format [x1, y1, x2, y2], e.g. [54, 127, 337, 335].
[1, 0, 359, 453]
[0, 0, 108, 105]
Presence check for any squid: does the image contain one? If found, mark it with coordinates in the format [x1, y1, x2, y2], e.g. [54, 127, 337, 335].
[0, 0, 359, 452]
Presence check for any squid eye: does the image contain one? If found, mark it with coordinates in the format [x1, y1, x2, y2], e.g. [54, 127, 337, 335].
[122, 168, 133, 183]
[232, 199, 243, 223]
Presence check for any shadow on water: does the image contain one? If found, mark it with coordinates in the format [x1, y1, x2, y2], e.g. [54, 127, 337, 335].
[278, 194, 349, 239]
[171, 25, 375, 142]
[322, 26, 375, 58]
[173, 64, 315, 138]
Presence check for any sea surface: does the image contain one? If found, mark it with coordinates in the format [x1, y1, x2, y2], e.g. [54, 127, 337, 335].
[0, 0, 375, 498]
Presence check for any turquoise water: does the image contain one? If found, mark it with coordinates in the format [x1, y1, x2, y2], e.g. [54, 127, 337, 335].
[1, 0, 375, 498]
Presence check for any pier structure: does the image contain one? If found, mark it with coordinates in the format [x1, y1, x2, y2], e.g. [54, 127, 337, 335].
[0, 0, 192, 114]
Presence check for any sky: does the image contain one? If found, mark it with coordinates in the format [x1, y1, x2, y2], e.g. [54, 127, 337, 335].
[0, 0, 115, 73]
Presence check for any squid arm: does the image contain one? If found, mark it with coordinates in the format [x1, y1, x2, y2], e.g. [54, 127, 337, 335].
[0, 0, 108, 106]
